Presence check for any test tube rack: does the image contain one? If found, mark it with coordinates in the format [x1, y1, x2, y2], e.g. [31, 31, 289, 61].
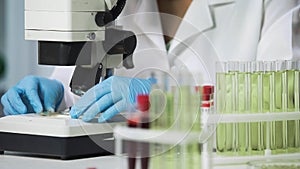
[113, 111, 300, 169]
[204, 111, 300, 167]
[114, 126, 200, 169]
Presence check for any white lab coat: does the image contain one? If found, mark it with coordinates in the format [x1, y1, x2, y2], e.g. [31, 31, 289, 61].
[51, 0, 300, 109]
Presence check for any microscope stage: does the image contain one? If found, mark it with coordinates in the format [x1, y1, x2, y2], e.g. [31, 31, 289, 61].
[0, 114, 125, 159]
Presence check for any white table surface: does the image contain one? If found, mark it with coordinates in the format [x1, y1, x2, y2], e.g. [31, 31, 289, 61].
[0, 152, 248, 169]
[0, 153, 128, 169]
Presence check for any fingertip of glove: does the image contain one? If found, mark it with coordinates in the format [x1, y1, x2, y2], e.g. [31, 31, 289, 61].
[20, 110, 28, 114]
[98, 116, 107, 123]
[82, 115, 93, 122]
[17, 105, 27, 114]
[46, 107, 55, 113]
[33, 106, 43, 114]
[70, 108, 79, 119]
[70, 113, 79, 119]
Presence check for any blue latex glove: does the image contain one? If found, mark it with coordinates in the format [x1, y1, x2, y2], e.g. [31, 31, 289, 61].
[70, 76, 152, 123]
[1, 76, 64, 115]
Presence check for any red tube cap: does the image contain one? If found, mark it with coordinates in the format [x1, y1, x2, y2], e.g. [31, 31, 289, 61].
[202, 85, 214, 94]
[137, 95, 150, 112]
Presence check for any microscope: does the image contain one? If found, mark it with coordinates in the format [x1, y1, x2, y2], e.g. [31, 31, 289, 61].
[0, 0, 136, 159]
[28, 0, 137, 95]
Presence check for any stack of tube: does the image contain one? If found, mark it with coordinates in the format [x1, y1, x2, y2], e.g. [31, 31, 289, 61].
[216, 60, 300, 155]
[149, 83, 202, 169]
[127, 95, 150, 169]
[201, 85, 214, 169]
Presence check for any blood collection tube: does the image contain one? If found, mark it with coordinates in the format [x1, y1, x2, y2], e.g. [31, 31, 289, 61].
[201, 85, 214, 169]
[127, 113, 139, 169]
[127, 95, 150, 169]
[201, 85, 214, 131]
[138, 95, 150, 169]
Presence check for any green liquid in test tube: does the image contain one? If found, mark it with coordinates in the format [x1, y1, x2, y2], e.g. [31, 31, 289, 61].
[294, 61, 300, 151]
[179, 85, 191, 169]
[286, 61, 295, 151]
[216, 71, 226, 153]
[273, 70, 284, 151]
[166, 92, 174, 129]
[163, 91, 176, 169]
[281, 62, 288, 152]
[227, 62, 239, 153]
[216, 62, 238, 154]
[262, 61, 276, 152]
[191, 86, 201, 169]
[286, 61, 298, 152]
[250, 62, 264, 154]
[262, 68, 270, 150]
[223, 71, 234, 153]
[216, 70, 226, 153]
[272, 61, 287, 153]
[149, 85, 165, 169]
[149, 82, 178, 169]
[180, 86, 191, 130]
[149, 86, 160, 130]
[183, 86, 201, 169]
[150, 147, 161, 169]
[237, 62, 251, 154]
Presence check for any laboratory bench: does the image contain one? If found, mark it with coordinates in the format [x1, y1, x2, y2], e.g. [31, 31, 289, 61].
[0, 153, 124, 169]
[0, 152, 248, 169]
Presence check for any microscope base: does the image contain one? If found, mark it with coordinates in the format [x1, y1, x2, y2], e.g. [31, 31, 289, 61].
[0, 132, 113, 160]
[0, 114, 125, 160]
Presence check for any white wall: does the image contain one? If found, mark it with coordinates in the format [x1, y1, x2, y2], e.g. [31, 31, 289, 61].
[2, 0, 54, 90]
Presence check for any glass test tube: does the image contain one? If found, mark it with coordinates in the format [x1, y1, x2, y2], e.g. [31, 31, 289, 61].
[174, 68, 198, 169]
[149, 85, 163, 169]
[215, 60, 300, 156]
[165, 86, 176, 169]
[231, 62, 239, 153]
[250, 61, 264, 153]
[192, 86, 202, 169]
[172, 84, 184, 169]
[184, 86, 200, 169]
[286, 60, 295, 151]
[228, 62, 239, 153]
[262, 61, 276, 152]
[216, 62, 227, 153]
[295, 61, 300, 151]
[201, 85, 214, 169]
[216, 62, 239, 153]
[237, 62, 251, 154]
[272, 60, 287, 153]
[149, 76, 179, 169]
[286, 61, 300, 152]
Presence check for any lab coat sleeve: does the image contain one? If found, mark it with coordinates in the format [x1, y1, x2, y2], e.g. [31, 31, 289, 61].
[49, 66, 77, 111]
[257, 0, 300, 61]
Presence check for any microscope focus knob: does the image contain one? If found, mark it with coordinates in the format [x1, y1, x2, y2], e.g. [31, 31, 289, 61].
[95, 12, 113, 27]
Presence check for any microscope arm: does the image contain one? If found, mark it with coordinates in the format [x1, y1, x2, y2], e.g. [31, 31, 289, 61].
[69, 28, 137, 96]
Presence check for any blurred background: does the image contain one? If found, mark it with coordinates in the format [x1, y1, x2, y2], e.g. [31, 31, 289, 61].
[0, 0, 55, 116]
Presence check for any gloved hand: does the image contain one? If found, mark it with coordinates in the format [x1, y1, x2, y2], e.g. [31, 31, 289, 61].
[1, 76, 64, 115]
[70, 76, 152, 123]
